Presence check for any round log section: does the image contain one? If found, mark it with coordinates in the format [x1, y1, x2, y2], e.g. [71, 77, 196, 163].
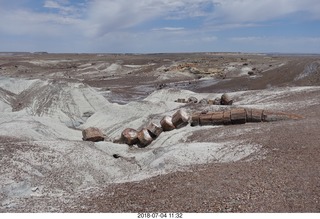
[199, 98, 208, 104]
[172, 109, 190, 129]
[118, 128, 139, 145]
[146, 122, 163, 139]
[160, 115, 175, 131]
[137, 128, 153, 148]
[82, 127, 105, 142]
[230, 108, 247, 124]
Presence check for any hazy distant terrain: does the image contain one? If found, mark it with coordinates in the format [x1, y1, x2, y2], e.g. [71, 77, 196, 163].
[0, 53, 319, 212]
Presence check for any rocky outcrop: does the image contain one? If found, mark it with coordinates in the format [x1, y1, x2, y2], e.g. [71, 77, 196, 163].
[82, 127, 105, 142]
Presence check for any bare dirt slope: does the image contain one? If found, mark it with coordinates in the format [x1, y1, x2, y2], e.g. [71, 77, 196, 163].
[0, 53, 319, 212]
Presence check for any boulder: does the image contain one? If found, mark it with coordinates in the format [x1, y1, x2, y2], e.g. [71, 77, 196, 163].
[220, 93, 233, 105]
[137, 128, 153, 147]
[146, 122, 163, 139]
[160, 116, 175, 131]
[82, 127, 105, 142]
[118, 128, 139, 145]
[172, 109, 189, 128]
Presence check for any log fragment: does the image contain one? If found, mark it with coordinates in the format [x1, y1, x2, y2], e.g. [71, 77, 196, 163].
[199, 113, 213, 126]
[230, 108, 246, 124]
[118, 128, 139, 145]
[190, 112, 201, 126]
[82, 127, 105, 142]
[223, 110, 232, 125]
[172, 109, 189, 129]
[146, 122, 163, 139]
[245, 108, 263, 123]
[160, 115, 175, 131]
[211, 112, 224, 125]
[220, 93, 233, 105]
[199, 99, 208, 104]
[137, 128, 153, 147]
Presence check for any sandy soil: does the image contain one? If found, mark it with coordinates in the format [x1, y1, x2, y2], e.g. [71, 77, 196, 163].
[0, 52, 319, 212]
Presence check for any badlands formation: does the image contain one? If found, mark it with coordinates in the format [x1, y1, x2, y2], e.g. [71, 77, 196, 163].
[0, 52, 320, 212]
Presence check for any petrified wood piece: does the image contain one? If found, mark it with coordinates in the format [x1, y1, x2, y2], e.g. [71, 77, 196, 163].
[172, 109, 189, 129]
[160, 115, 175, 131]
[220, 93, 233, 105]
[117, 128, 139, 145]
[137, 128, 153, 147]
[230, 108, 246, 124]
[82, 127, 105, 142]
[146, 122, 163, 139]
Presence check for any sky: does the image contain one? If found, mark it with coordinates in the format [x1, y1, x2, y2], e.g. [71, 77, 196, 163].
[0, 0, 320, 53]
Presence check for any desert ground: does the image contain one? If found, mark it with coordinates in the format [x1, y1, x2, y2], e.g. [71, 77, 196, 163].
[0, 52, 319, 212]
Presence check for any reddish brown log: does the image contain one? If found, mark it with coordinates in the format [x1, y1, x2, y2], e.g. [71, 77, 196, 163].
[230, 108, 246, 124]
[199, 113, 213, 126]
[137, 128, 153, 147]
[223, 110, 232, 125]
[211, 112, 224, 125]
[117, 128, 139, 145]
[262, 110, 304, 122]
[220, 93, 233, 105]
[245, 108, 263, 123]
[160, 115, 175, 131]
[82, 127, 105, 142]
[172, 109, 189, 129]
[146, 122, 163, 139]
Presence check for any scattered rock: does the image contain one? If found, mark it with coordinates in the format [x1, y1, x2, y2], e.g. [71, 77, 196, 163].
[199, 99, 208, 104]
[160, 116, 175, 131]
[82, 111, 95, 118]
[248, 71, 255, 76]
[82, 127, 105, 142]
[172, 109, 189, 129]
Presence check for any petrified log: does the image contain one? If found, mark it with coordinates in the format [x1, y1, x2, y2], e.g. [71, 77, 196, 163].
[137, 128, 153, 147]
[146, 122, 163, 139]
[220, 93, 233, 105]
[188, 96, 198, 103]
[160, 115, 175, 131]
[199, 113, 213, 126]
[82, 127, 105, 142]
[223, 110, 232, 125]
[177, 98, 186, 103]
[172, 109, 190, 128]
[208, 99, 214, 105]
[117, 128, 139, 145]
[245, 108, 263, 123]
[230, 108, 246, 124]
[211, 111, 224, 125]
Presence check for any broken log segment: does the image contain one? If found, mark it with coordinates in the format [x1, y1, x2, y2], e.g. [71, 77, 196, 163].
[230, 108, 247, 124]
[117, 128, 139, 145]
[199, 112, 214, 126]
[160, 115, 175, 131]
[245, 108, 263, 123]
[211, 111, 224, 125]
[223, 110, 232, 125]
[82, 127, 105, 142]
[191, 112, 201, 126]
[172, 109, 190, 129]
[137, 128, 153, 148]
[146, 122, 163, 139]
